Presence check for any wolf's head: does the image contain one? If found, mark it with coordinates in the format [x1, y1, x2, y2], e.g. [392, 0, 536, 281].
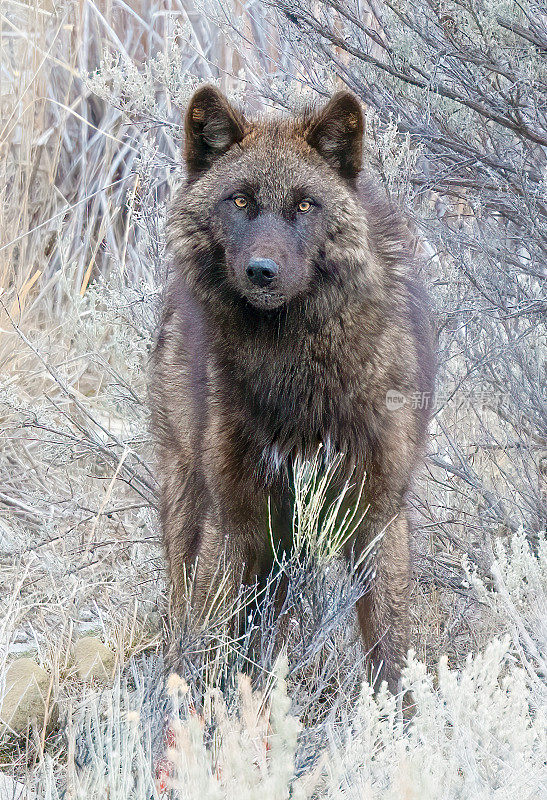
[169, 85, 368, 312]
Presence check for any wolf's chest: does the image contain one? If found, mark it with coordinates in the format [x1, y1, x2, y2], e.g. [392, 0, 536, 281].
[222, 342, 363, 479]
[259, 433, 339, 481]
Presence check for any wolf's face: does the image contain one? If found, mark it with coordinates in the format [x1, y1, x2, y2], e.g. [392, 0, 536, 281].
[211, 142, 328, 311]
[174, 86, 364, 311]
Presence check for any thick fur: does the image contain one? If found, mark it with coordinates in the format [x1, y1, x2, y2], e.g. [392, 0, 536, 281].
[150, 86, 436, 690]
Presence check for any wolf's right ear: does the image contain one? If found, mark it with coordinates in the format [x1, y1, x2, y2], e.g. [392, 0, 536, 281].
[184, 85, 246, 179]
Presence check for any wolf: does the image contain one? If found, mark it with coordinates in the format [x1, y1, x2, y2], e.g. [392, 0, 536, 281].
[150, 84, 435, 690]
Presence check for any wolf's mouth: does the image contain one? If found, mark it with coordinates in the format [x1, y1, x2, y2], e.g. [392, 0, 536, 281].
[245, 290, 286, 310]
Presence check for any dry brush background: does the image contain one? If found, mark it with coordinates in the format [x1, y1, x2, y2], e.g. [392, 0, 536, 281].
[0, 0, 545, 796]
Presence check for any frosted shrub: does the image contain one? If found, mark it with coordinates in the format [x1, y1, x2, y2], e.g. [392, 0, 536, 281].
[399, 641, 545, 800]
[34, 680, 161, 799]
[87, 27, 200, 123]
[465, 529, 547, 705]
[313, 636, 545, 799]
[19, 532, 545, 799]
[27, 636, 546, 799]
[166, 657, 302, 800]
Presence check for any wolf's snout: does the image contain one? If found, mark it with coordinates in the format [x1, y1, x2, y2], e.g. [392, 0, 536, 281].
[246, 258, 279, 288]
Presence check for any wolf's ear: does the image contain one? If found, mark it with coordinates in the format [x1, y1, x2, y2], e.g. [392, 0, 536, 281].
[184, 85, 246, 178]
[306, 91, 363, 183]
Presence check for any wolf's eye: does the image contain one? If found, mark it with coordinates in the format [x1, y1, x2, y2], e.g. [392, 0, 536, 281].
[297, 199, 312, 213]
[233, 195, 248, 209]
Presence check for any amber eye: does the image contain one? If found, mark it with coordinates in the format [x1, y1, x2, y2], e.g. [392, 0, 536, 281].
[233, 195, 248, 208]
[298, 199, 312, 213]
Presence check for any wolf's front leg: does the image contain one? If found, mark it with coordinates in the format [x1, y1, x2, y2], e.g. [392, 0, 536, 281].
[188, 478, 270, 629]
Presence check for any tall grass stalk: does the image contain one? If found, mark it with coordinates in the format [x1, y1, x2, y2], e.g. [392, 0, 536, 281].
[291, 448, 370, 564]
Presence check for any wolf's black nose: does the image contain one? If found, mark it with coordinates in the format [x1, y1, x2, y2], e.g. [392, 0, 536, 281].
[246, 258, 279, 288]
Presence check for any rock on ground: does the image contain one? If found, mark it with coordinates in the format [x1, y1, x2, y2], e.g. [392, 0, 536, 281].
[0, 659, 52, 736]
[73, 636, 115, 683]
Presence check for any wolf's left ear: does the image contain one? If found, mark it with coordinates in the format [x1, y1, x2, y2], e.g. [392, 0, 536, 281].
[184, 84, 246, 178]
[306, 91, 363, 183]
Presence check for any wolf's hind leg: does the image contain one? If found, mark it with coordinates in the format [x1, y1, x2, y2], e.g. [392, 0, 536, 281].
[353, 510, 411, 693]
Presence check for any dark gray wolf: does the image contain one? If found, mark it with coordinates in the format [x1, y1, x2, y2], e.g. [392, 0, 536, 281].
[150, 85, 435, 690]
